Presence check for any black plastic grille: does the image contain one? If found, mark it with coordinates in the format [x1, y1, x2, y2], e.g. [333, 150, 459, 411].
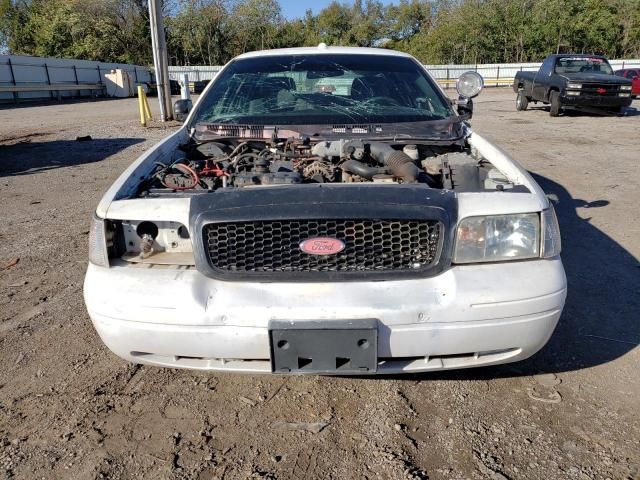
[579, 83, 623, 96]
[203, 219, 441, 275]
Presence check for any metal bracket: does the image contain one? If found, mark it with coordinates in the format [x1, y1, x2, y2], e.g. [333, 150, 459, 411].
[269, 319, 378, 375]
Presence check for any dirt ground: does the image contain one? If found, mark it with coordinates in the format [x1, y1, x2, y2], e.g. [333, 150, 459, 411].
[0, 89, 638, 480]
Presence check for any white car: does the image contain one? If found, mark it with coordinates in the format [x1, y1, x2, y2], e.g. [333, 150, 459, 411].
[84, 46, 566, 375]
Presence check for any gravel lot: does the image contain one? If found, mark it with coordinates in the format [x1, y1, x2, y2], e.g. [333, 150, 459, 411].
[1, 89, 639, 480]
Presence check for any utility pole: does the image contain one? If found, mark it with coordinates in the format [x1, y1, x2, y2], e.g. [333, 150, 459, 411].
[149, 0, 173, 121]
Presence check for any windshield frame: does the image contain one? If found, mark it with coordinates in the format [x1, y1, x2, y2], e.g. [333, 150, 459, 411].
[187, 52, 458, 131]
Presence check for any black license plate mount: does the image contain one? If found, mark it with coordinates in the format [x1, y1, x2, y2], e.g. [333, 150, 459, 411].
[269, 319, 378, 375]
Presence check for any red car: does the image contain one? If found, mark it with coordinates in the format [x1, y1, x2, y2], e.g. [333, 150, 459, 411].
[615, 68, 640, 97]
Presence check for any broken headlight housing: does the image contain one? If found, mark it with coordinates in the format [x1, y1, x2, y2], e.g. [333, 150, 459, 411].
[89, 214, 117, 267]
[454, 213, 540, 263]
[541, 206, 562, 258]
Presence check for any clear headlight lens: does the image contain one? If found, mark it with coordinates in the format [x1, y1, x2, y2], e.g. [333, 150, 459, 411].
[456, 71, 484, 98]
[620, 85, 632, 91]
[566, 91, 581, 96]
[454, 213, 540, 264]
[541, 206, 562, 258]
[89, 214, 109, 267]
[618, 93, 631, 97]
[567, 83, 582, 89]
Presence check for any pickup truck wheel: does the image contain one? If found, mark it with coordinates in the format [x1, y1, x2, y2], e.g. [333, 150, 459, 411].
[549, 91, 562, 117]
[516, 91, 528, 111]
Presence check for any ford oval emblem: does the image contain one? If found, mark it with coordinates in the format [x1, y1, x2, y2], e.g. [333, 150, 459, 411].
[299, 237, 345, 255]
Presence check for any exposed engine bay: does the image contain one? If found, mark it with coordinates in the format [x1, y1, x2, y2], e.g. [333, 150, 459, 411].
[137, 137, 516, 197]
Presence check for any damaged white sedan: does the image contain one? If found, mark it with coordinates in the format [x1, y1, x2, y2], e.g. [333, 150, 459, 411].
[84, 46, 566, 374]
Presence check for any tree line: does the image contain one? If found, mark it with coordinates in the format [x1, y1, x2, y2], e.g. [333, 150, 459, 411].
[1, 0, 639, 67]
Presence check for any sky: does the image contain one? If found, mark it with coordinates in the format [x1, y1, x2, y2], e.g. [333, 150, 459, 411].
[279, 0, 398, 20]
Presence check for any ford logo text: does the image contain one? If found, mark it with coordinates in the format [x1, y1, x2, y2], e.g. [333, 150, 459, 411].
[299, 237, 345, 255]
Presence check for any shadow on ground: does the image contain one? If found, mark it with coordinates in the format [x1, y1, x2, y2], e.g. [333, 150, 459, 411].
[524, 104, 639, 117]
[398, 172, 639, 381]
[0, 96, 161, 111]
[0, 137, 145, 176]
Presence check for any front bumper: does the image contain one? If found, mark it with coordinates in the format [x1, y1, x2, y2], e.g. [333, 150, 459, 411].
[561, 93, 632, 108]
[84, 258, 566, 374]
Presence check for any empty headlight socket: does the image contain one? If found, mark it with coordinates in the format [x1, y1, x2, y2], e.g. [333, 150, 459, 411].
[136, 222, 159, 257]
[136, 221, 159, 239]
[177, 225, 190, 239]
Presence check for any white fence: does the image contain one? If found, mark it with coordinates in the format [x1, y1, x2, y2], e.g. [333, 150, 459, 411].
[0, 55, 153, 102]
[3, 55, 638, 103]
[169, 58, 640, 88]
[168, 65, 222, 82]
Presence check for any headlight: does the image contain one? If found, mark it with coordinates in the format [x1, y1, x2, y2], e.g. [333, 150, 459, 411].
[89, 214, 109, 267]
[620, 85, 632, 91]
[618, 93, 631, 97]
[567, 83, 582, 89]
[566, 91, 581, 96]
[454, 213, 540, 263]
[541, 206, 561, 258]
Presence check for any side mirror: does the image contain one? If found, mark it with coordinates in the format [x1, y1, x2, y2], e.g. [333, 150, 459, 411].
[456, 96, 473, 119]
[173, 99, 192, 122]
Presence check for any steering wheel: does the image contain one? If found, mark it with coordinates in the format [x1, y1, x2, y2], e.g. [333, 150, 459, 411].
[363, 96, 401, 106]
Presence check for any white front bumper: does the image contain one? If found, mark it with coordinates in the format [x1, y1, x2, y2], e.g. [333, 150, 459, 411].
[84, 258, 566, 374]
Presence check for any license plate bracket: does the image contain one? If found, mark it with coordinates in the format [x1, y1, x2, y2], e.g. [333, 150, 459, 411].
[269, 319, 378, 374]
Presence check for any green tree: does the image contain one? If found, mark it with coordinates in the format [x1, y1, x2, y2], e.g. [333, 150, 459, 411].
[229, 0, 281, 53]
[348, 0, 385, 47]
[1, 0, 638, 67]
[574, 0, 621, 55]
[0, 0, 36, 54]
[167, 0, 230, 65]
[316, 1, 352, 45]
[384, 0, 431, 42]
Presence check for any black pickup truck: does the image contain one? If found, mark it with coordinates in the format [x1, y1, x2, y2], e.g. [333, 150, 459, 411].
[513, 54, 633, 116]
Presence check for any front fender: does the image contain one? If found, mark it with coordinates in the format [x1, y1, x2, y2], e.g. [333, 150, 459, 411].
[96, 127, 189, 218]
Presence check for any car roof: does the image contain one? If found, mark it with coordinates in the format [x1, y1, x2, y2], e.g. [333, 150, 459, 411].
[235, 45, 415, 60]
[551, 54, 607, 59]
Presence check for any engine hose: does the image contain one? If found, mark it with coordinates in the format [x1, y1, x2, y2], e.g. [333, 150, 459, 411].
[226, 141, 248, 159]
[161, 162, 199, 190]
[231, 152, 260, 168]
[341, 160, 386, 179]
[368, 142, 421, 183]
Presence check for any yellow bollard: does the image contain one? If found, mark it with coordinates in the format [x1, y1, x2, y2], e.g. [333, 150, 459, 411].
[137, 86, 152, 127]
[143, 92, 152, 121]
[137, 86, 146, 126]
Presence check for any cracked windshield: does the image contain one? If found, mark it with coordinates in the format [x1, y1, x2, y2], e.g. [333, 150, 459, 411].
[194, 54, 454, 126]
